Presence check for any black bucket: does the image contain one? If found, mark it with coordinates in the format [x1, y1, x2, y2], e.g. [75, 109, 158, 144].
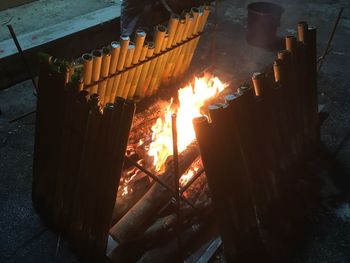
[246, 2, 284, 49]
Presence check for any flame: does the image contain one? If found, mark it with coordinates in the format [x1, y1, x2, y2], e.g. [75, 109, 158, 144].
[148, 75, 227, 172]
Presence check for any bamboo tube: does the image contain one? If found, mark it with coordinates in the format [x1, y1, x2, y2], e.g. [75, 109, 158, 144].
[165, 12, 193, 83]
[141, 25, 167, 97]
[133, 42, 155, 99]
[115, 43, 135, 97]
[90, 50, 102, 95]
[162, 13, 189, 83]
[121, 29, 147, 98]
[82, 53, 93, 87]
[252, 72, 265, 97]
[98, 47, 111, 106]
[297, 21, 308, 43]
[153, 17, 189, 94]
[182, 6, 211, 74]
[110, 35, 130, 102]
[173, 7, 202, 79]
[104, 41, 120, 104]
[147, 32, 170, 96]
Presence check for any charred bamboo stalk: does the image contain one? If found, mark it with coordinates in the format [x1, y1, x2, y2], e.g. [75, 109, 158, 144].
[142, 25, 167, 97]
[33, 55, 53, 209]
[105, 42, 121, 104]
[110, 35, 130, 102]
[69, 94, 102, 246]
[251, 72, 281, 199]
[122, 29, 147, 99]
[134, 42, 155, 99]
[98, 47, 111, 106]
[92, 99, 136, 255]
[193, 115, 267, 262]
[109, 142, 199, 244]
[277, 49, 299, 158]
[52, 77, 83, 229]
[90, 50, 102, 95]
[307, 26, 318, 142]
[285, 35, 303, 154]
[116, 43, 136, 97]
[39, 65, 67, 220]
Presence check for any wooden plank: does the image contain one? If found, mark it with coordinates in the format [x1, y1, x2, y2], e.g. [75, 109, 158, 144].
[0, 5, 121, 59]
[0, 0, 36, 11]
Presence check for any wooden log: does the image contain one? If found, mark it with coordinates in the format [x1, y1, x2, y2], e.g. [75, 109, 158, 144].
[109, 142, 199, 244]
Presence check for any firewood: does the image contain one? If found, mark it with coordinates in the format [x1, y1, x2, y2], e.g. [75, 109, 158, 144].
[109, 142, 199, 244]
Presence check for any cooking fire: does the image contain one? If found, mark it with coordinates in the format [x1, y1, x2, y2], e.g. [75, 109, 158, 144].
[118, 74, 228, 197]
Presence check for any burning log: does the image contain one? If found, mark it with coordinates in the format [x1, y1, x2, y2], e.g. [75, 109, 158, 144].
[109, 142, 199, 244]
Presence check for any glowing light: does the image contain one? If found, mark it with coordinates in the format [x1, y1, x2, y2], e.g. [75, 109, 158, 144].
[148, 75, 227, 172]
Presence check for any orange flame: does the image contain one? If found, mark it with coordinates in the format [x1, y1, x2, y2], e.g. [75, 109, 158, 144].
[148, 75, 227, 172]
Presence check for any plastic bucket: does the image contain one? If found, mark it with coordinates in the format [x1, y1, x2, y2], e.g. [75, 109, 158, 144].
[246, 2, 284, 48]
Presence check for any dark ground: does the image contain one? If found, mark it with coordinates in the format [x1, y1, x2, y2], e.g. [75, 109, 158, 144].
[1, 0, 350, 262]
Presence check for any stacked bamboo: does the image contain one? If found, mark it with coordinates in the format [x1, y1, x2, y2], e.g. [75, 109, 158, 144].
[33, 57, 136, 261]
[72, 5, 211, 106]
[193, 22, 319, 262]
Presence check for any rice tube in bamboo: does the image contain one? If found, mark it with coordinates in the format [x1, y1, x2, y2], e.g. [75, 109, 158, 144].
[110, 35, 130, 102]
[166, 12, 193, 82]
[133, 42, 155, 99]
[98, 47, 111, 106]
[90, 49, 102, 95]
[141, 25, 167, 96]
[116, 43, 135, 98]
[182, 6, 211, 74]
[148, 32, 169, 96]
[172, 7, 201, 79]
[105, 41, 120, 104]
[82, 53, 93, 87]
[122, 29, 147, 98]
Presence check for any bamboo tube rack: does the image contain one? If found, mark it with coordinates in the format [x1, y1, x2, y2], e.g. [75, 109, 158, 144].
[61, 5, 211, 105]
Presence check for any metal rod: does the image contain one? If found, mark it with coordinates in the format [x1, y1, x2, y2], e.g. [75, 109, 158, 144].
[318, 7, 343, 72]
[7, 24, 38, 92]
[124, 156, 195, 208]
[171, 113, 181, 262]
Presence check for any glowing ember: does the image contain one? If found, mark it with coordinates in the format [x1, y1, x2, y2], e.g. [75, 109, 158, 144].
[180, 163, 200, 187]
[148, 75, 227, 172]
